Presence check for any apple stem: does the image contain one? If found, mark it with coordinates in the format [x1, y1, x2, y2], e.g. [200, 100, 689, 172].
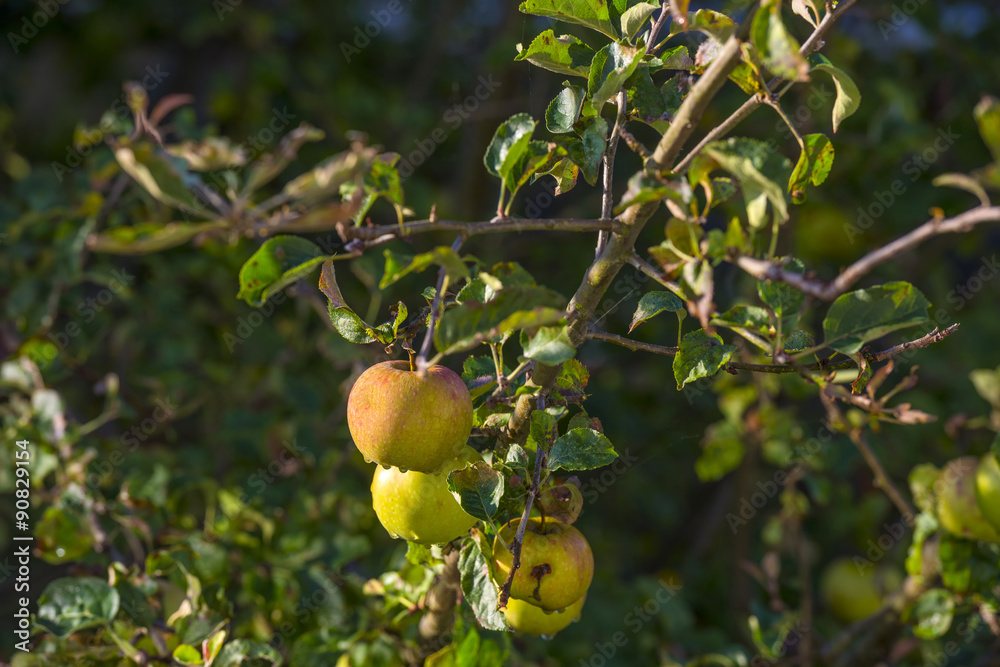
[498, 442, 548, 609]
[408, 349, 417, 372]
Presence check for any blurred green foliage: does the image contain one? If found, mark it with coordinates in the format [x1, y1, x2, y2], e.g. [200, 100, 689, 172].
[2, 0, 1000, 665]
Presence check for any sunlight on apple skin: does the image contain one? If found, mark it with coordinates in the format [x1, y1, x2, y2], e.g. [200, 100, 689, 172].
[503, 594, 585, 637]
[348, 360, 473, 474]
[371, 446, 480, 544]
[492, 517, 594, 612]
[937, 457, 1000, 543]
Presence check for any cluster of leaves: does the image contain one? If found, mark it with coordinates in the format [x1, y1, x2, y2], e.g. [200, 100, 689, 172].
[6, 0, 1000, 665]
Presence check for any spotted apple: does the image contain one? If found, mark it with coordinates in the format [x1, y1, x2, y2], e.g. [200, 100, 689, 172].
[937, 456, 1000, 543]
[371, 446, 480, 544]
[492, 517, 593, 611]
[347, 360, 472, 473]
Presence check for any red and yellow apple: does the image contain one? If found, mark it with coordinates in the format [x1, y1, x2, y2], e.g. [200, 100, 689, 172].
[936, 457, 1000, 543]
[347, 360, 473, 473]
[503, 594, 585, 636]
[975, 453, 1000, 533]
[492, 517, 594, 611]
[371, 446, 480, 544]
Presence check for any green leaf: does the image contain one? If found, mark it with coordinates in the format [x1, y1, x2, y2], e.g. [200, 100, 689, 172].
[684, 9, 736, 41]
[822, 282, 931, 355]
[758, 256, 806, 329]
[87, 220, 229, 255]
[238, 236, 328, 307]
[974, 96, 1000, 163]
[728, 62, 762, 96]
[548, 428, 618, 471]
[546, 86, 586, 134]
[783, 329, 814, 353]
[555, 118, 608, 186]
[673, 329, 737, 389]
[36, 577, 120, 639]
[615, 171, 692, 214]
[459, 539, 509, 631]
[173, 645, 205, 666]
[555, 358, 590, 395]
[700, 138, 790, 230]
[215, 639, 283, 667]
[448, 462, 504, 522]
[521, 325, 576, 364]
[629, 291, 685, 332]
[204, 629, 227, 665]
[810, 55, 861, 133]
[527, 410, 560, 452]
[750, 0, 809, 82]
[463, 355, 499, 399]
[695, 421, 745, 481]
[537, 157, 580, 194]
[319, 259, 399, 345]
[114, 142, 207, 214]
[905, 589, 955, 640]
[788, 134, 834, 196]
[620, 2, 659, 41]
[283, 148, 373, 206]
[588, 42, 646, 108]
[380, 246, 470, 289]
[969, 366, 1000, 409]
[484, 114, 537, 181]
[624, 64, 666, 122]
[519, 0, 618, 38]
[434, 286, 567, 356]
[516, 30, 595, 78]
[712, 304, 770, 335]
[243, 123, 326, 193]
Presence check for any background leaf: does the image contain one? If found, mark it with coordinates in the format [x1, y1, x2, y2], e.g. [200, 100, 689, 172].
[238, 236, 327, 306]
[673, 329, 737, 389]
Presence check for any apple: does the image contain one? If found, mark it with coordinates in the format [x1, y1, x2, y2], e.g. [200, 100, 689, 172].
[347, 360, 473, 473]
[936, 457, 1000, 543]
[492, 517, 593, 611]
[503, 594, 585, 637]
[371, 446, 481, 544]
[975, 453, 1000, 533]
[819, 558, 901, 623]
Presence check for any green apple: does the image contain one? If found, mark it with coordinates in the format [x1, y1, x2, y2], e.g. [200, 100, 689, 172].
[492, 517, 593, 611]
[503, 594, 585, 636]
[819, 558, 900, 623]
[371, 446, 480, 544]
[347, 360, 473, 473]
[975, 453, 1000, 533]
[937, 457, 1000, 542]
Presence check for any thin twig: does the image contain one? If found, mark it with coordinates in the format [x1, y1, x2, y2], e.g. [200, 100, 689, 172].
[646, 2, 672, 49]
[735, 207, 1000, 301]
[618, 127, 652, 160]
[599, 91, 627, 255]
[337, 217, 619, 242]
[627, 252, 687, 300]
[416, 236, 463, 372]
[586, 325, 959, 376]
[498, 398, 548, 609]
[848, 428, 917, 521]
[586, 331, 678, 355]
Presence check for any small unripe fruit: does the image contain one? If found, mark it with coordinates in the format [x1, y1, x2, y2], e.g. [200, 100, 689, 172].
[819, 558, 901, 623]
[347, 360, 473, 473]
[503, 594, 585, 636]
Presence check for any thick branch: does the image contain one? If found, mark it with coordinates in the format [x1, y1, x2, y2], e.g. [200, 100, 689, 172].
[736, 207, 1000, 300]
[337, 217, 619, 242]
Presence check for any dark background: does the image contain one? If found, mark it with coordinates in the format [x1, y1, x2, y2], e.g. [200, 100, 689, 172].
[2, 0, 1000, 663]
